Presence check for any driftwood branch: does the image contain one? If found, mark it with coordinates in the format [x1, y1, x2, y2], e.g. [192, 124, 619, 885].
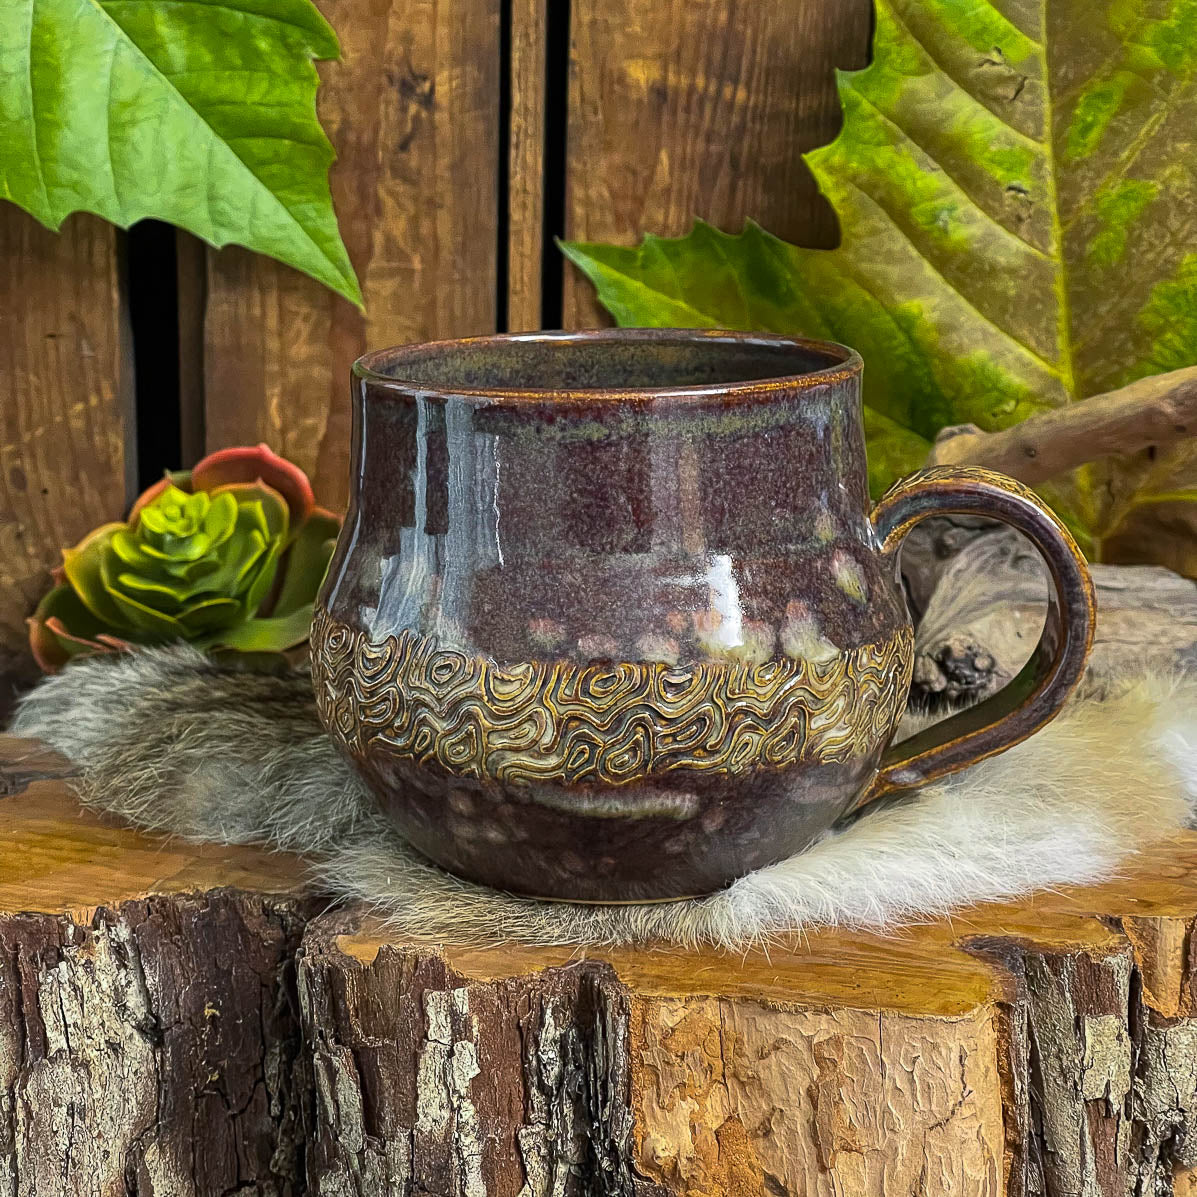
[908, 527, 1197, 705]
[926, 365, 1197, 485]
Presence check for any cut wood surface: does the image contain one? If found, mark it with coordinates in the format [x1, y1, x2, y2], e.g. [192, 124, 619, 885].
[4, 735, 1197, 1194]
[0, 212, 132, 694]
[197, 0, 502, 511]
[560, 0, 872, 327]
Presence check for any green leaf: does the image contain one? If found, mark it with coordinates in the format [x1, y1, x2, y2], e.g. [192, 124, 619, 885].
[0, 0, 361, 305]
[269, 509, 339, 616]
[200, 603, 316, 653]
[61, 522, 130, 628]
[562, 0, 1197, 558]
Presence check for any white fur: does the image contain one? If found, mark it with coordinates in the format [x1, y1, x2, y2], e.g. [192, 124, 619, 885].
[11, 649, 1196, 949]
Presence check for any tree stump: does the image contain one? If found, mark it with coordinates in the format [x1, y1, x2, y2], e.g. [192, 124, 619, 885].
[3, 735, 1197, 1196]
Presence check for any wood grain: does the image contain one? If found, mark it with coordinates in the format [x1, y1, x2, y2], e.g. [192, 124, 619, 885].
[928, 364, 1197, 485]
[198, 0, 502, 511]
[560, 0, 873, 327]
[629, 996, 1007, 1194]
[506, 0, 548, 331]
[0, 211, 132, 685]
[0, 738, 297, 919]
[907, 526, 1197, 706]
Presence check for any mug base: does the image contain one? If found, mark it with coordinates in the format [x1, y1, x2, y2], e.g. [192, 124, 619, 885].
[353, 751, 882, 903]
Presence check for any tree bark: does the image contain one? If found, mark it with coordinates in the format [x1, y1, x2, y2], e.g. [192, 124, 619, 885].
[0, 896, 310, 1197]
[4, 739, 1197, 1195]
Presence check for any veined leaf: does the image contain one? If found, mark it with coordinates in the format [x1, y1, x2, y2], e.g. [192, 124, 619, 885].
[0, 0, 361, 305]
[562, 0, 1197, 566]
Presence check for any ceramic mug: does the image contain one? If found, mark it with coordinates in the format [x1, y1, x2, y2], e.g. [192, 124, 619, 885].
[311, 329, 1096, 901]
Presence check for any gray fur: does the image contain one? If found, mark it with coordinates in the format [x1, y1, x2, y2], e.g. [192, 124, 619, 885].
[11, 647, 1197, 948]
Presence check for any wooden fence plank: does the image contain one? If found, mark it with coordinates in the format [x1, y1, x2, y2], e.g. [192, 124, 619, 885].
[506, 0, 548, 331]
[560, 0, 873, 328]
[199, 0, 502, 511]
[0, 211, 133, 685]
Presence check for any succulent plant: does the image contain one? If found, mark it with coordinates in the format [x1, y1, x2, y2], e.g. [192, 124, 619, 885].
[29, 444, 340, 672]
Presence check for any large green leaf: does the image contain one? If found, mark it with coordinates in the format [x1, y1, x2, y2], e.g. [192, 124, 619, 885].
[562, 0, 1197, 565]
[0, 0, 361, 305]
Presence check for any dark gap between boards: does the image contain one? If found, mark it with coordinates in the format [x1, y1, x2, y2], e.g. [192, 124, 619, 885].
[127, 221, 183, 492]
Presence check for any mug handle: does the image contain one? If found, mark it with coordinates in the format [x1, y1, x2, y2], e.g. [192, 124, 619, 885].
[855, 465, 1097, 809]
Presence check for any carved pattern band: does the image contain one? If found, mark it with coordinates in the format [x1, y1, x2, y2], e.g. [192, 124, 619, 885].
[311, 610, 914, 787]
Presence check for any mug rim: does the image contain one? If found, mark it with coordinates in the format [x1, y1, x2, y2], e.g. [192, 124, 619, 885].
[353, 327, 862, 404]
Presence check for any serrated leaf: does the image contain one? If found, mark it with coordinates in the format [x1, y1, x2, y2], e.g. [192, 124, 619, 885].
[562, 0, 1197, 563]
[0, 0, 361, 305]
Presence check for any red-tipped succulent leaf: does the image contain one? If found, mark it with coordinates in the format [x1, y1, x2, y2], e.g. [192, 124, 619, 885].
[28, 445, 339, 673]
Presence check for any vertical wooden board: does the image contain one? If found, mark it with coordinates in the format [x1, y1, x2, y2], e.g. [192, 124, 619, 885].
[200, 0, 502, 511]
[0, 210, 132, 680]
[560, 0, 874, 328]
[506, 0, 548, 331]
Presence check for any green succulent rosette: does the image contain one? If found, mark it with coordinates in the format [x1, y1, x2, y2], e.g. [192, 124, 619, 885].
[29, 444, 340, 671]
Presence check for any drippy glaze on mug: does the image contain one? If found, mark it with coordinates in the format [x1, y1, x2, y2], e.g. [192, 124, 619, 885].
[311, 330, 1095, 901]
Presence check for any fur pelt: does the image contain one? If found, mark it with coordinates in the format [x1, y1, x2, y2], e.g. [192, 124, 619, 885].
[10, 647, 1197, 948]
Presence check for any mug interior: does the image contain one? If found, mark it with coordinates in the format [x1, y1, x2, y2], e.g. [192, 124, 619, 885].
[355, 330, 856, 396]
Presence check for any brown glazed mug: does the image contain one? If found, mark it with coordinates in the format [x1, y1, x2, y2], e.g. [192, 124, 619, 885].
[311, 329, 1096, 902]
